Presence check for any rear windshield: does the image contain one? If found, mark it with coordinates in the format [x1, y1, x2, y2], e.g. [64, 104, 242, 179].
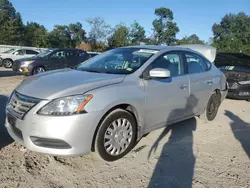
[3, 48, 16, 53]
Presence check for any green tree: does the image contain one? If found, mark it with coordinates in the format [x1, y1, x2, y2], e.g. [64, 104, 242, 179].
[108, 24, 130, 48]
[130, 20, 146, 44]
[24, 22, 49, 47]
[49, 22, 86, 48]
[86, 17, 111, 51]
[177, 34, 205, 45]
[212, 12, 250, 54]
[0, 0, 25, 45]
[152, 7, 179, 45]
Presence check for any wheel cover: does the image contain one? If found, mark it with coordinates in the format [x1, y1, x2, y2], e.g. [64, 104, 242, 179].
[207, 97, 218, 118]
[5, 60, 12, 67]
[35, 67, 45, 74]
[104, 118, 133, 156]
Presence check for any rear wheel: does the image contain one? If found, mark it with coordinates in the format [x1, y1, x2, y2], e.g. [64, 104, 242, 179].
[3, 59, 13, 68]
[32, 66, 45, 75]
[95, 109, 137, 161]
[199, 92, 221, 121]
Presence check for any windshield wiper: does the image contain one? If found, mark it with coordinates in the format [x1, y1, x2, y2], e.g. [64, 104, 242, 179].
[81, 69, 106, 73]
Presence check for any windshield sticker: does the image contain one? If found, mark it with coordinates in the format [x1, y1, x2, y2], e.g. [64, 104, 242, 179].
[137, 49, 159, 54]
[225, 66, 234, 70]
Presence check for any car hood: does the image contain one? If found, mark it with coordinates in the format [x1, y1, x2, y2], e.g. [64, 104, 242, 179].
[16, 69, 126, 99]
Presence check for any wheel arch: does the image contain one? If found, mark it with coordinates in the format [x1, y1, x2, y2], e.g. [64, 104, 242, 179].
[91, 103, 141, 152]
[32, 65, 46, 75]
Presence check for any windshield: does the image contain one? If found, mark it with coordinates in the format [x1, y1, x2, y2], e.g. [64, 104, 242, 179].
[3, 48, 16, 54]
[77, 48, 158, 74]
[35, 49, 54, 58]
[218, 66, 250, 73]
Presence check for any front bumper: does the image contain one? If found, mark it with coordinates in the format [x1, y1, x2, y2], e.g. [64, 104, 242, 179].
[5, 100, 103, 156]
[0, 57, 3, 66]
[12, 61, 30, 75]
[227, 82, 250, 100]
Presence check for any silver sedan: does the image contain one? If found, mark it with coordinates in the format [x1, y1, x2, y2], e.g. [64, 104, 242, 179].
[5, 44, 228, 161]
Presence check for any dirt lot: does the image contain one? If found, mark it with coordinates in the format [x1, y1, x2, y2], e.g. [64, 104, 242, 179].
[0, 67, 249, 188]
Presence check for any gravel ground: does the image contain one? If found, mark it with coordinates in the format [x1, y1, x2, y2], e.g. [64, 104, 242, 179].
[0, 67, 249, 188]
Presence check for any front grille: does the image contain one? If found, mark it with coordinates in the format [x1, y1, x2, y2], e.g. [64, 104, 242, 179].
[7, 92, 40, 119]
[6, 112, 23, 140]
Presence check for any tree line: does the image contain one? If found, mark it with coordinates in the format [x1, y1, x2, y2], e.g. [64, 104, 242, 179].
[0, 0, 249, 54]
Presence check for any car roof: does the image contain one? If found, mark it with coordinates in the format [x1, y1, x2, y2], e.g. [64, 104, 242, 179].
[122, 45, 170, 50]
[56, 48, 86, 51]
[122, 45, 201, 52]
[87, 51, 101, 54]
[16, 48, 41, 51]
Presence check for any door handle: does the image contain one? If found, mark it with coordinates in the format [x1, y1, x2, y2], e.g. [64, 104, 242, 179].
[207, 80, 213, 85]
[180, 84, 188, 90]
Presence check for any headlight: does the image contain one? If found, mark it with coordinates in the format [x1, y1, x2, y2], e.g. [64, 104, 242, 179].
[20, 60, 34, 67]
[239, 80, 250, 85]
[38, 94, 93, 116]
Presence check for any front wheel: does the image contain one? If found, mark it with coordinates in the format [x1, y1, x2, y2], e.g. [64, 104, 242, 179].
[3, 59, 13, 68]
[95, 109, 137, 161]
[199, 92, 221, 121]
[32, 66, 45, 75]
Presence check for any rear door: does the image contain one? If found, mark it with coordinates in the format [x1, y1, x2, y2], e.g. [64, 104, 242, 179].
[47, 50, 66, 70]
[144, 51, 190, 131]
[184, 52, 214, 115]
[11, 49, 25, 60]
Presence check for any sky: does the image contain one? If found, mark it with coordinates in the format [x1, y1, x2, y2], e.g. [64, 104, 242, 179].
[11, 0, 250, 42]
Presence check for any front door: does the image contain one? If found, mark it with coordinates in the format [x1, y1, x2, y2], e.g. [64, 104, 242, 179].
[48, 50, 66, 70]
[143, 52, 190, 131]
[65, 50, 80, 68]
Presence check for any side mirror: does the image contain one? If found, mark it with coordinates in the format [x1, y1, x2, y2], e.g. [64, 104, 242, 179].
[149, 68, 170, 78]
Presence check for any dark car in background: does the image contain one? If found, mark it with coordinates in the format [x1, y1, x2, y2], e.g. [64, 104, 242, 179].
[12, 48, 89, 76]
[87, 51, 101, 58]
[214, 52, 250, 101]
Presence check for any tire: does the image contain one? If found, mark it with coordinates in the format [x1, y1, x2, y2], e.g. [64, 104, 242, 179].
[199, 92, 221, 122]
[3, 59, 13, 68]
[32, 66, 45, 75]
[95, 109, 137, 161]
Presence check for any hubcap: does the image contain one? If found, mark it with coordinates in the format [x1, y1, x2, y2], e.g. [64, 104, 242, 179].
[104, 118, 133, 156]
[208, 98, 217, 117]
[5, 60, 12, 67]
[36, 67, 45, 74]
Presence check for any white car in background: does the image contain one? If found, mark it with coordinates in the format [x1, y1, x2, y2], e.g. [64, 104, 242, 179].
[0, 48, 41, 68]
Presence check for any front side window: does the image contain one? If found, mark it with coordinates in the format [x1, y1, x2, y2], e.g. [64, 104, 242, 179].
[185, 52, 208, 74]
[66, 51, 78, 58]
[51, 51, 66, 60]
[146, 53, 184, 77]
[77, 48, 158, 74]
[14, 50, 25, 55]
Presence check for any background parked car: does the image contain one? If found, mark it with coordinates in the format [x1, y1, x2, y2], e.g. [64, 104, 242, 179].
[214, 52, 250, 101]
[87, 51, 101, 58]
[12, 48, 89, 76]
[0, 48, 41, 68]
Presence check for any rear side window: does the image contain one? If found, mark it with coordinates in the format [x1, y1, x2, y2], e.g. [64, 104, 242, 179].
[184, 52, 210, 74]
[26, 50, 39, 55]
[66, 51, 78, 58]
